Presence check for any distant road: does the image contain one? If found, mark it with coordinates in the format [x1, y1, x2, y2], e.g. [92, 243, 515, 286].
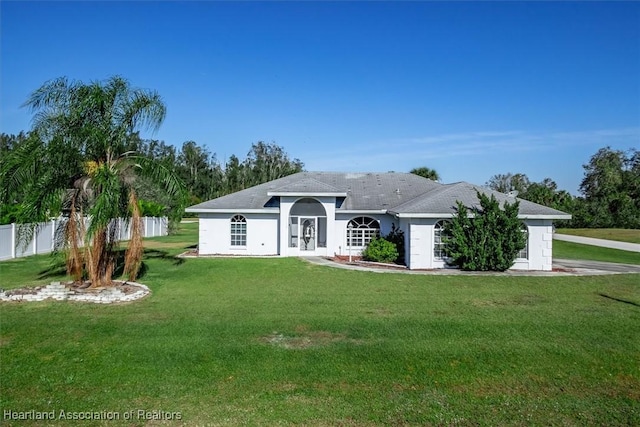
[554, 234, 640, 253]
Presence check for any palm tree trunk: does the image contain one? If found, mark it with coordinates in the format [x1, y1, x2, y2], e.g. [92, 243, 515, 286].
[87, 227, 114, 288]
[124, 190, 143, 281]
[65, 198, 83, 283]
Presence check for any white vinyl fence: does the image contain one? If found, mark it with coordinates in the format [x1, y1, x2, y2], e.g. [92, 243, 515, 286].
[0, 217, 167, 261]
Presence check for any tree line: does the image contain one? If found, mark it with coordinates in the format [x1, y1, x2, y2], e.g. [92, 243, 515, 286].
[122, 137, 303, 216]
[4, 129, 638, 230]
[1, 78, 636, 233]
[1, 132, 303, 224]
[482, 146, 640, 228]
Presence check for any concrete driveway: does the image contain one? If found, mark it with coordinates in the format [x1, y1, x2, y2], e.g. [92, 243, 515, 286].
[554, 234, 640, 252]
[553, 259, 640, 275]
[305, 257, 640, 276]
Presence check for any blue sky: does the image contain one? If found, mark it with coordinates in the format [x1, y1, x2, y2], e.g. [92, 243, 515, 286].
[2, 1, 638, 194]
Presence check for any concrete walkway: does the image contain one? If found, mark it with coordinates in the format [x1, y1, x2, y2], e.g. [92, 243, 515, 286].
[303, 257, 640, 276]
[554, 234, 640, 252]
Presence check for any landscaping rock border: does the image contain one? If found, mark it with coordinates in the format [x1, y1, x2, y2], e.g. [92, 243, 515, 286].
[0, 281, 150, 304]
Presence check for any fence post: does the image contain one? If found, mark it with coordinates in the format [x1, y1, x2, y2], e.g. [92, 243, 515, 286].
[51, 219, 56, 252]
[11, 223, 16, 259]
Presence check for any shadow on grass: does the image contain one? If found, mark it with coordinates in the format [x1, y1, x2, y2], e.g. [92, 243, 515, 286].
[37, 259, 68, 280]
[598, 293, 640, 308]
[37, 248, 185, 281]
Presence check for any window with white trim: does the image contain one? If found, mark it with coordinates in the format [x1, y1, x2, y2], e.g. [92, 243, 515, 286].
[230, 215, 247, 246]
[517, 224, 529, 259]
[434, 220, 450, 259]
[347, 217, 380, 247]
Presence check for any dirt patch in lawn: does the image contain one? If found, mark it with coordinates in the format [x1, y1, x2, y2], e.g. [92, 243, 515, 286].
[259, 326, 365, 350]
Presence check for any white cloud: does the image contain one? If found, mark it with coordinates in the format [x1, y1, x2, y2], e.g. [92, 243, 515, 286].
[303, 127, 640, 171]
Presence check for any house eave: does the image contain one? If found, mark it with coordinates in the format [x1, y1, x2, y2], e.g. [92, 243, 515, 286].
[391, 212, 572, 220]
[185, 208, 280, 214]
[338, 209, 389, 215]
[518, 214, 572, 220]
[391, 213, 454, 218]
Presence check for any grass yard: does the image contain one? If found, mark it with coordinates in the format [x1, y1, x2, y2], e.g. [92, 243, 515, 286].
[553, 240, 640, 265]
[1, 223, 639, 426]
[557, 228, 640, 244]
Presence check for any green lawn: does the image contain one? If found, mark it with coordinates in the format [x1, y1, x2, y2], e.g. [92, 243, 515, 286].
[1, 224, 639, 426]
[557, 228, 640, 244]
[554, 240, 640, 265]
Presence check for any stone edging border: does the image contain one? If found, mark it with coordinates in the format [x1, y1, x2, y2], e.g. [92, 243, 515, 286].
[0, 281, 150, 304]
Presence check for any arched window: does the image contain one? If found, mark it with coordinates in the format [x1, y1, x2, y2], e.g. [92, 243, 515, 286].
[230, 215, 247, 246]
[347, 216, 380, 247]
[434, 220, 450, 260]
[517, 224, 529, 259]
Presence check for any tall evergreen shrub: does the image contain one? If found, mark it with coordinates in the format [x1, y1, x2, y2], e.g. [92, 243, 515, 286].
[385, 223, 405, 265]
[445, 191, 526, 271]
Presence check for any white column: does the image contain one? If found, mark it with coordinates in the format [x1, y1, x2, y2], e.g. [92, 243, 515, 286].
[279, 198, 293, 256]
[323, 197, 336, 257]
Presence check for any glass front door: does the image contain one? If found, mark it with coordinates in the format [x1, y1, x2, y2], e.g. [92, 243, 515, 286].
[300, 217, 316, 251]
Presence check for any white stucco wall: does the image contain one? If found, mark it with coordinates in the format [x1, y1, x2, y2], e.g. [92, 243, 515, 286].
[197, 208, 555, 271]
[333, 213, 396, 257]
[278, 196, 337, 257]
[403, 217, 555, 271]
[198, 213, 279, 256]
[401, 218, 443, 270]
[512, 219, 554, 271]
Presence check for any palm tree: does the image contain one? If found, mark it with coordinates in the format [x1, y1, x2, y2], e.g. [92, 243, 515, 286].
[1, 76, 184, 287]
[409, 166, 440, 182]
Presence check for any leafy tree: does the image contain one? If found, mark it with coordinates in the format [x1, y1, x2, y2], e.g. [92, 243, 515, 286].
[486, 173, 530, 194]
[362, 237, 399, 264]
[242, 141, 304, 188]
[1, 76, 185, 287]
[177, 140, 220, 202]
[578, 147, 640, 228]
[218, 142, 303, 196]
[224, 154, 246, 194]
[1, 131, 29, 155]
[410, 166, 440, 181]
[0, 132, 49, 224]
[0, 203, 23, 224]
[445, 191, 526, 271]
[519, 178, 575, 227]
[125, 137, 186, 223]
[138, 199, 167, 217]
[385, 223, 406, 265]
[137, 137, 178, 167]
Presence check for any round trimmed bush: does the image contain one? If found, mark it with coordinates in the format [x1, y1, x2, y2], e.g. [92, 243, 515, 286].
[362, 237, 399, 264]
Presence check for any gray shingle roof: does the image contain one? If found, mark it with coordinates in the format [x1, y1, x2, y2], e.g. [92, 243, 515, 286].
[388, 182, 571, 217]
[186, 172, 571, 218]
[267, 177, 345, 195]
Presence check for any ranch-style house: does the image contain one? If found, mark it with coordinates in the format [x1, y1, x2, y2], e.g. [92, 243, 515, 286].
[186, 172, 571, 270]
